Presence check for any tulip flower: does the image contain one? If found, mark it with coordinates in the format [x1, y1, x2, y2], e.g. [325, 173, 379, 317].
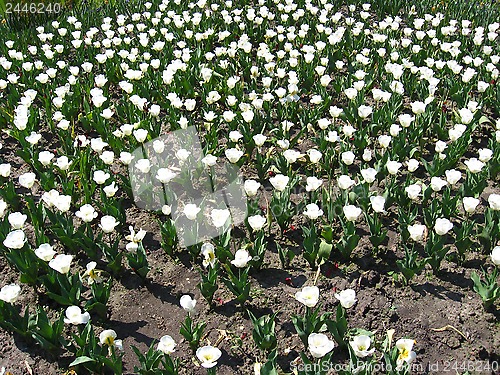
[308, 333, 335, 358]
[349, 335, 375, 357]
[303, 203, 323, 220]
[0, 284, 21, 304]
[210, 209, 231, 228]
[434, 218, 453, 235]
[395, 339, 417, 370]
[180, 295, 197, 313]
[408, 224, 426, 241]
[334, 288, 357, 308]
[64, 306, 90, 325]
[31, 244, 52, 266]
[463, 197, 480, 214]
[8, 212, 27, 229]
[231, 249, 252, 268]
[488, 194, 500, 210]
[99, 329, 123, 351]
[3, 230, 27, 249]
[201, 243, 216, 268]
[75, 204, 98, 223]
[99, 216, 119, 233]
[196, 345, 222, 368]
[157, 335, 177, 354]
[244, 180, 261, 197]
[269, 174, 289, 191]
[247, 215, 266, 231]
[183, 204, 201, 220]
[49, 254, 73, 274]
[295, 286, 320, 308]
[343, 205, 362, 222]
[491, 246, 500, 266]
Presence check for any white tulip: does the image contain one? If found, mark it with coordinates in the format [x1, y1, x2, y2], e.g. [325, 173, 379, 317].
[308, 333, 335, 358]
[308, 149, 322, 164]
[303, 203, 323, 220]
[407, 159, 419, 172]
[183, 204, 201, 220]
[35, 243, 56, 261]
[334, 289, 357, 308]
[478, 148, 493, 163]
[343, 205, 362, 222]
[370, 196, 386, 213]
[8, 212, 27, 229]
[386, 160, 402, 175]
[357, 105, 373, 119]
[38, 151, 54, 166]
[244, 180, 261, 197]
[434, 218, 453, 235]
[306, 177, 323, 192]
[491, 246, 500, 266]
[93, 170, 110, 185]
[18, 172, 36, 188]
[350, 335, 375, 357]
[0, 284, 21, 304]
[408, 224, 426, 241]
[225, 148, 244, 163]
[156, 168, 177, 184]
[201, 243, 216, 268]
[338, 175, 355, 190]
[488, 194, 500, 210]
[464, 158, 484, 173]
[3, 230, 26, 249]
[157, 335, 177, 354]
[253, 134, 267, 146]
[445, 169, 461, 185]
[99, 330, 123, 350]
[269, 174, 289, 191]
[202, 155, 217, 168]
[49, 254, 73, 274]
[295, 286, 320, 308]
[211, 209, 231, 228]
[99, 216, 119, 233]
[361, 168, 377, 184]
[75, 204, 98, 223]
[231, 249, 252, 268]
[196, 345, 222, 368]
[430, 177, 447, 192]
[64, 306, 90, 325]
[463, 197, 480, 214]
[248, 215, 266, 231]
[395, 339, 417, 369]
[180, 295, 196, 313]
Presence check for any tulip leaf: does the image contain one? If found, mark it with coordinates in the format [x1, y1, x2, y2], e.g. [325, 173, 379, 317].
[69, 356, 96, 367]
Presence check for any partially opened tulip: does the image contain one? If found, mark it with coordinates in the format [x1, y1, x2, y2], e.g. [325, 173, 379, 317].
[350, 334, 375, 357]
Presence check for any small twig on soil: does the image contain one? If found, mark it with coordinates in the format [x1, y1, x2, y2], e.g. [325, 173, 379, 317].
[431, 325, 469, 341]
[214, 329, 228, 347]
[25, 360, 33, 375]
